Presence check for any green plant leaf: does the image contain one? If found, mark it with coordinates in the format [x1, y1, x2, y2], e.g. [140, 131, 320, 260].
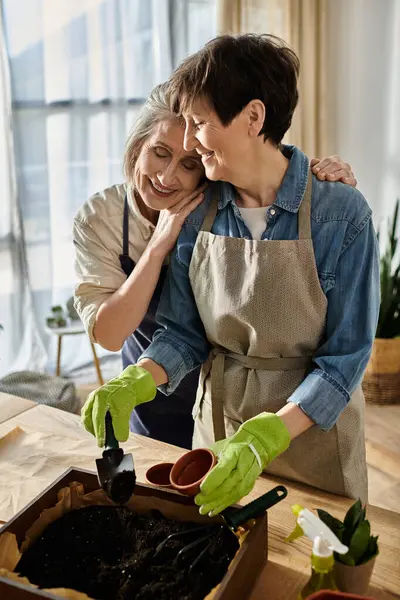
[336, 552, 356, 566]
[377, 199, 400, 338]
[343, 499, 364, 545]
[390, 200, 399, 258]
[348, 520, 371, 565]
[316, 509, 344, 540]
[360, 535, 379, 564]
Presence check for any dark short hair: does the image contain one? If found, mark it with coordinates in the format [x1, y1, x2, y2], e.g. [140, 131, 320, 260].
[168, 34, 300, 145]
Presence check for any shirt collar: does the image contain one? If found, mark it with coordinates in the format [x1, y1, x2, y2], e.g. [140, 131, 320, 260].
[274, 145, 309, 213]
[216, 145, 309, 213]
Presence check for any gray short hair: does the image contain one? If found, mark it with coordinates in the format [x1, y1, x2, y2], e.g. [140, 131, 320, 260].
[123, 83, 182, 188]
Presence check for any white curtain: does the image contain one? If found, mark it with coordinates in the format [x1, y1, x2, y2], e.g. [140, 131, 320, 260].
[0, 0, 216, 378]
[0, 7, 46, 377]
[325, 0, 400, 230]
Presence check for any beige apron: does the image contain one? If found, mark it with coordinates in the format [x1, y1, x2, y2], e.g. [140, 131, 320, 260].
[189, 171, 368, 502]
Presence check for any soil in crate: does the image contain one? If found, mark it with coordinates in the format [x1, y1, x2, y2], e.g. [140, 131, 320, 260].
[16, 505, 240, 600]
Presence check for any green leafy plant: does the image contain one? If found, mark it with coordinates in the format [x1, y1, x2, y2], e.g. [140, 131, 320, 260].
[51, 305, 64, 315]
[376, 199, 400, 338]
[46, 306, 67, 328]
[317, 499, 379, 566]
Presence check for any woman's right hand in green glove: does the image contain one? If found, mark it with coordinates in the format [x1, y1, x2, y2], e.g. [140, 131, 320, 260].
[81, 365, 156, 447]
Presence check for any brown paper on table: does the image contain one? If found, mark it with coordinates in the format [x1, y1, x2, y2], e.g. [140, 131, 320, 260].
[0, 480, 248, 600]
[0, 426, 179, 522]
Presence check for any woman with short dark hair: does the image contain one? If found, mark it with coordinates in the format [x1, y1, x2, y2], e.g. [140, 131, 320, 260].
[82, 35, 377, 513]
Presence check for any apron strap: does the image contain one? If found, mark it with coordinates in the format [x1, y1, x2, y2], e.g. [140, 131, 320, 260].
[224, 352, 312, 371]
[211, 353, 228, 442]
[122, 193, 130, 256]
[297, 168, 313, 240]
[209, 348, 312, 442]
[201, 191, 219, 233]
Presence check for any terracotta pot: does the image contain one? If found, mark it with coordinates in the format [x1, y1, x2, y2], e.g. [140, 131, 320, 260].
[145, 463, 174, 488]
[169, 449, 217, 496]
[333, 558, 376, 596]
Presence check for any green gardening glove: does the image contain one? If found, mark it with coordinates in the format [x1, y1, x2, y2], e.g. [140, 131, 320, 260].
[195, 412, 290, 516]
[81, 365, 156, 447]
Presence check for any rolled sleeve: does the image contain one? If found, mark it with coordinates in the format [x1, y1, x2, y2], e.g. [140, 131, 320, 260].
[289, 370, 349, 430]
[141, 337, 196, 394]
[73, 217, 126, 343]
[73, 283, 114, 343]
[73, 290, 103, 342]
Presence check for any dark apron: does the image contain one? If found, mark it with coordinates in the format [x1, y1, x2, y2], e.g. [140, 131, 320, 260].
[119, 195, 198, 449]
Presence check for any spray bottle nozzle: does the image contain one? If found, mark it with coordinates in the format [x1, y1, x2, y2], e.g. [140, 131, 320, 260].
[285, 504, 305, 542]
[285, 505, 348, 556]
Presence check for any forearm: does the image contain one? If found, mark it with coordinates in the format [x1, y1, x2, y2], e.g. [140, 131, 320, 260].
[94, 244, 166, 351]
[276, 402, 314, 440]
[136, 357, 168, 386]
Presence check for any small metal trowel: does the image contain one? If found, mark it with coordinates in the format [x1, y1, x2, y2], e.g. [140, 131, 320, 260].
[96, 411, 136, 504]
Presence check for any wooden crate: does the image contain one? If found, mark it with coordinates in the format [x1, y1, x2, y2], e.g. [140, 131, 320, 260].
[0, 468, 268, 600]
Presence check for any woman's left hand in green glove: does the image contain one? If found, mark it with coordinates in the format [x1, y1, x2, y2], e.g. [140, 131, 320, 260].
[195, 412, 291, 516]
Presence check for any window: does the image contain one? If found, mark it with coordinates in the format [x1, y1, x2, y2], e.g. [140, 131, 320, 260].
[1, 0, 216, 375]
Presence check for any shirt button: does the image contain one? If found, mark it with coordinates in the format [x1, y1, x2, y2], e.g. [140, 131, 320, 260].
[269, 208, 276, 216]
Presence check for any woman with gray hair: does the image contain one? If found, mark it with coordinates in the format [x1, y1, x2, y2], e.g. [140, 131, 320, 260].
[74, 83, 206, 448]
[75, 80, 356, 449]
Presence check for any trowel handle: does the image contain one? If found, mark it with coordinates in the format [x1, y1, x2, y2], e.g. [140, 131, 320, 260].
[224, 485, 288, 530]
[104, 411, 119, 451]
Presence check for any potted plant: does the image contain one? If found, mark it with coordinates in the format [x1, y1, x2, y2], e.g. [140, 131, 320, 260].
[46, 305, 67, 328]
[363, 199, 400, 404]
[317, 499, 379, 595]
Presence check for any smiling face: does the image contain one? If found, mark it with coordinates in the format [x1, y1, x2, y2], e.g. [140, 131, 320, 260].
[134, 118, 205, 212]
[183, 97, 251, 183]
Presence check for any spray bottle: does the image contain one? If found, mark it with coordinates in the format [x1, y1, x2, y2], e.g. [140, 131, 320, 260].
[286, 504, 349, 599]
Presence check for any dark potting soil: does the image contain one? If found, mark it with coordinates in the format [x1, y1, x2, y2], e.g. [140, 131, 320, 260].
[103, 470, 136, 504]
[16, 505, 240, 600]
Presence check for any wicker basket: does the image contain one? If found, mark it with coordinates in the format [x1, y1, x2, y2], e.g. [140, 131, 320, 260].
[362, 338, 400, 404]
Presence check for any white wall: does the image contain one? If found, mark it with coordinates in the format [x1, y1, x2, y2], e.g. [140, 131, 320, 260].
[326, 0, 400, 230]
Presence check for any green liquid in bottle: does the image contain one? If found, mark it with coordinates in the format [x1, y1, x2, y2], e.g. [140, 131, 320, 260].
[298, 565, 337, 599]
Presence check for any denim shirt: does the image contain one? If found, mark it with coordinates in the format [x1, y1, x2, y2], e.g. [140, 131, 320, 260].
[141, 146, 380, 431]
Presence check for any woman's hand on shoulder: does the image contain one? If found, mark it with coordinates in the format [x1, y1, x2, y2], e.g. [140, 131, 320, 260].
[148, 182, 207, 256]
[310, 156, 357, 187]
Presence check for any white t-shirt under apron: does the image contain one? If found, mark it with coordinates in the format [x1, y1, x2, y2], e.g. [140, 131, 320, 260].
[238, 206, 268, 240]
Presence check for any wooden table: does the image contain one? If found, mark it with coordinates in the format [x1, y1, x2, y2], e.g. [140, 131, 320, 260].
[0, 393, 399, 600]
[0, 393, 35, 424]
